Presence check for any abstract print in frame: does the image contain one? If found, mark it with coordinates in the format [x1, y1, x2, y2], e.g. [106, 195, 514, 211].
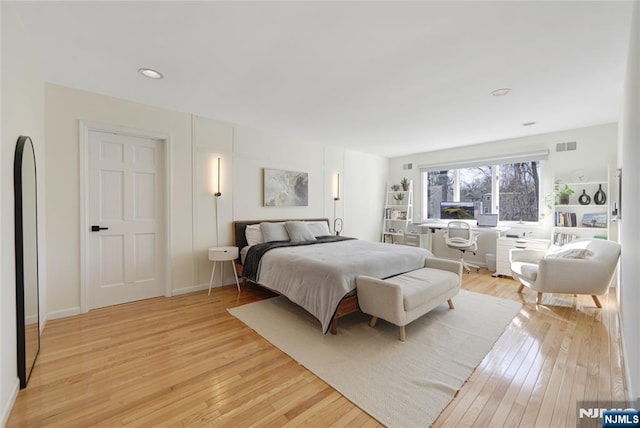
[263, 168, 309, 206]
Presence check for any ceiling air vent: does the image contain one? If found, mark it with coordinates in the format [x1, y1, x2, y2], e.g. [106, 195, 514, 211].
[402, 163, 413, 170]
[556, 141, 577, 152]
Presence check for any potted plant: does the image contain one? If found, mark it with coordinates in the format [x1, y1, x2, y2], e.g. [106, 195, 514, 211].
[554, 182, 575, 205]
[390, 184, 400, 191]
[400, 177, 410, 191]
[393, 193, 405, 202]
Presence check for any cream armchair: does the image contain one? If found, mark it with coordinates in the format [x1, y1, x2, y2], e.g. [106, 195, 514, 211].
[509, 238, 621, 307]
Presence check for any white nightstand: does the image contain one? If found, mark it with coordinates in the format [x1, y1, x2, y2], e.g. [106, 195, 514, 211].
[208, 246, 240, 294]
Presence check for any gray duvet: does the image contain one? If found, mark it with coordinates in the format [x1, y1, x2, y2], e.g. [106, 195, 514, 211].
[252, 239, 433, 333]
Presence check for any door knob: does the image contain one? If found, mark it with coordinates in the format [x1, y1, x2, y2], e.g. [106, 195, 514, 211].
[91, 225, 109, 232]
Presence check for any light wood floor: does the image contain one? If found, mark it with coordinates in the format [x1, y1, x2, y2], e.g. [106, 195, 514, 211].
[8, 270, 627, 427]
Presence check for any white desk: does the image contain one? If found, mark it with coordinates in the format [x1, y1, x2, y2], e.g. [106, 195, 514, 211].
[420, 222, 510, 234]
[411, 223, 510, 253]
[405, 221, 510, 266]
[402, 232, 431, 250]
[208, 246, 240, 294]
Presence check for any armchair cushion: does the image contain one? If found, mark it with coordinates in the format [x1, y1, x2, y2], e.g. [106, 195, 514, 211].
[511, 262, 539, 282]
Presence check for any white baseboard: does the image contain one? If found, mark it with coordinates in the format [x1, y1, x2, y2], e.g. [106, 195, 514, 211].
[172, 282, 235, 296]
[618, 315, 637, 403]
[1, 377, 20, 428]
[47, 306, 81, 321]
[40, 313, 48, 335]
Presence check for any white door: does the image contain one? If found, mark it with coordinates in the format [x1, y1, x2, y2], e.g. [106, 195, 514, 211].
[87, 131, 165, 309]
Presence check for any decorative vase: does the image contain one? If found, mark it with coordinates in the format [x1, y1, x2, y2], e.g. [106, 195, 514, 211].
[578, 189, 591, 205]
[594, 184, 607, 205]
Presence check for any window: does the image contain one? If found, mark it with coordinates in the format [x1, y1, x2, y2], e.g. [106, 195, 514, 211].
[423, 161, 541, 222]
[498, 161, 540, 222]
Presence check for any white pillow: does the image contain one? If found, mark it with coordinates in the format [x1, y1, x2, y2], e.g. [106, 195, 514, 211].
[245, 224, 264, 247]
[307, 221, 330, 237]
[260, 222, 290, 242]
[285, 221, 317, 242]
[545, 248, 594, 259]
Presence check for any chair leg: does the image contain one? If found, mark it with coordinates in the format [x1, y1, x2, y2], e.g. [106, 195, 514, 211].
[592, 295, 602, 308]
[465, 262, 480, 273]
[448, 299, 455, 309]
[369, 316, 378, 328]
[517, 284, 524, 293]
[460, 255, 479, 273]
[536, 292, 543, 305]
[399, 325, 406, 342]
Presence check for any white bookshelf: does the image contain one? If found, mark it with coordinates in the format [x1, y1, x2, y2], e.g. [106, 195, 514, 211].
[551, 173, 610, 246]
[382, 180, 413, 243]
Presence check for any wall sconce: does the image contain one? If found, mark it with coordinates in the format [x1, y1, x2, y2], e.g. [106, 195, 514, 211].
[333, 172, 343, 235]
[210, 156, 222, 247]
[214, 157, 222, 197]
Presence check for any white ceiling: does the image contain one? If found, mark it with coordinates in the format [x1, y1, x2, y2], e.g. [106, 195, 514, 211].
[12, 1, 633, 158]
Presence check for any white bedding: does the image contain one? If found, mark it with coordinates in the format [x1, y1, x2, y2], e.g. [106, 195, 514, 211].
[251, 239, 433, 333]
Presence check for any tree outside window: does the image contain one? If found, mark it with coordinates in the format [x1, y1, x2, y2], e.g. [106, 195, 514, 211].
[423, 161, 540, 221]
[499, 161, 540, 221]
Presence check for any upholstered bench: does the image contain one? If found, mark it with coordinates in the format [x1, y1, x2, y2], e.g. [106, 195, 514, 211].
[356, 258, 463, 341]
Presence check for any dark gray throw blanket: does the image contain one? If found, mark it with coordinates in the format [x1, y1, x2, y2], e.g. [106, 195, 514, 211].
[242, 236, 355, 282]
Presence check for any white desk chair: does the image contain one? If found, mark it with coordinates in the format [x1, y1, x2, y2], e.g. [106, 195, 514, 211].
[444, 221, 480, 274]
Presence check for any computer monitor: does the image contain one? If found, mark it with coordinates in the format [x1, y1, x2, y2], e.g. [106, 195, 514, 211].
[440, 202, 475, 219]
[477, 213, 499, 227]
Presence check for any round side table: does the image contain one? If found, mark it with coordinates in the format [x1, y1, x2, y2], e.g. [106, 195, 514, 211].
[208, 246, 240, 294]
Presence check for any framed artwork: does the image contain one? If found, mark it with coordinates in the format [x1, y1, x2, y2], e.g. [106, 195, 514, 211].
[263, 168, 309, 206]
[582, 213, 607, 228]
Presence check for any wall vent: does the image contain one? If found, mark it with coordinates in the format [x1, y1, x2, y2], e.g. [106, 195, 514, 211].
[402, 163, 413, 170]
[556, 141, 577, 152]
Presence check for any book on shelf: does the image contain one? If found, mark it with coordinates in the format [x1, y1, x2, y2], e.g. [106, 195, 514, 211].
[555, 212, 577, 227]
[553, 231, 578, 246]
[385, 208, 407, 220]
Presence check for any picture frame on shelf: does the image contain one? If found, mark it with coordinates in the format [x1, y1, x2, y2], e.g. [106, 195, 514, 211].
[581, 213, 607, 228]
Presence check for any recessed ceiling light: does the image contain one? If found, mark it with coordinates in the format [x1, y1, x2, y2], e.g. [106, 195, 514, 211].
[490, 88, 511, 97]
[138, 68, 163, 79]
[522, 122, 537, 126]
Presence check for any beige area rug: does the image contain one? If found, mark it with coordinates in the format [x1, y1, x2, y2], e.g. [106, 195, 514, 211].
[228, 290, 522, 428]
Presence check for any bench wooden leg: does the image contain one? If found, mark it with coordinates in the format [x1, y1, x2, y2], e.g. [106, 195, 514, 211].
[517, 284, 524, 293]
[536, 292, 543, 305]
[369, 316, 378, 328]
[330, 319, 338, 335]
[447, 299, 455, 309]
[399, 326, 406, 342]
[592, 295, 602, 308]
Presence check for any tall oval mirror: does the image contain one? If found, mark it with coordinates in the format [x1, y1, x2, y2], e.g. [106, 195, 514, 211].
[14, 135, 40, 388]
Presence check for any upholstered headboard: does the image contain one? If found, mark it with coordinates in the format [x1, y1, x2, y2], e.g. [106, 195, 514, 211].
[233, 218, 331, 251]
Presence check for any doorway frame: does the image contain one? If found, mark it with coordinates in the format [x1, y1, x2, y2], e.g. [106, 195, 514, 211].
[79, 121, 173, 313]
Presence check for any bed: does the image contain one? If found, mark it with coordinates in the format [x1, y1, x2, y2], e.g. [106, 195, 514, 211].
[233, 218, 433, 334]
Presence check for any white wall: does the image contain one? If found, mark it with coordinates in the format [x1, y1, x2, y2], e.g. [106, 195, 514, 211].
[344, 149, 389, 240]
[389, 123, 619, 242]
[1, 2, 46, 424]
[44, 84, 193, 313]
[619, 0, 640, 402]
[44, 84, 387, 314]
